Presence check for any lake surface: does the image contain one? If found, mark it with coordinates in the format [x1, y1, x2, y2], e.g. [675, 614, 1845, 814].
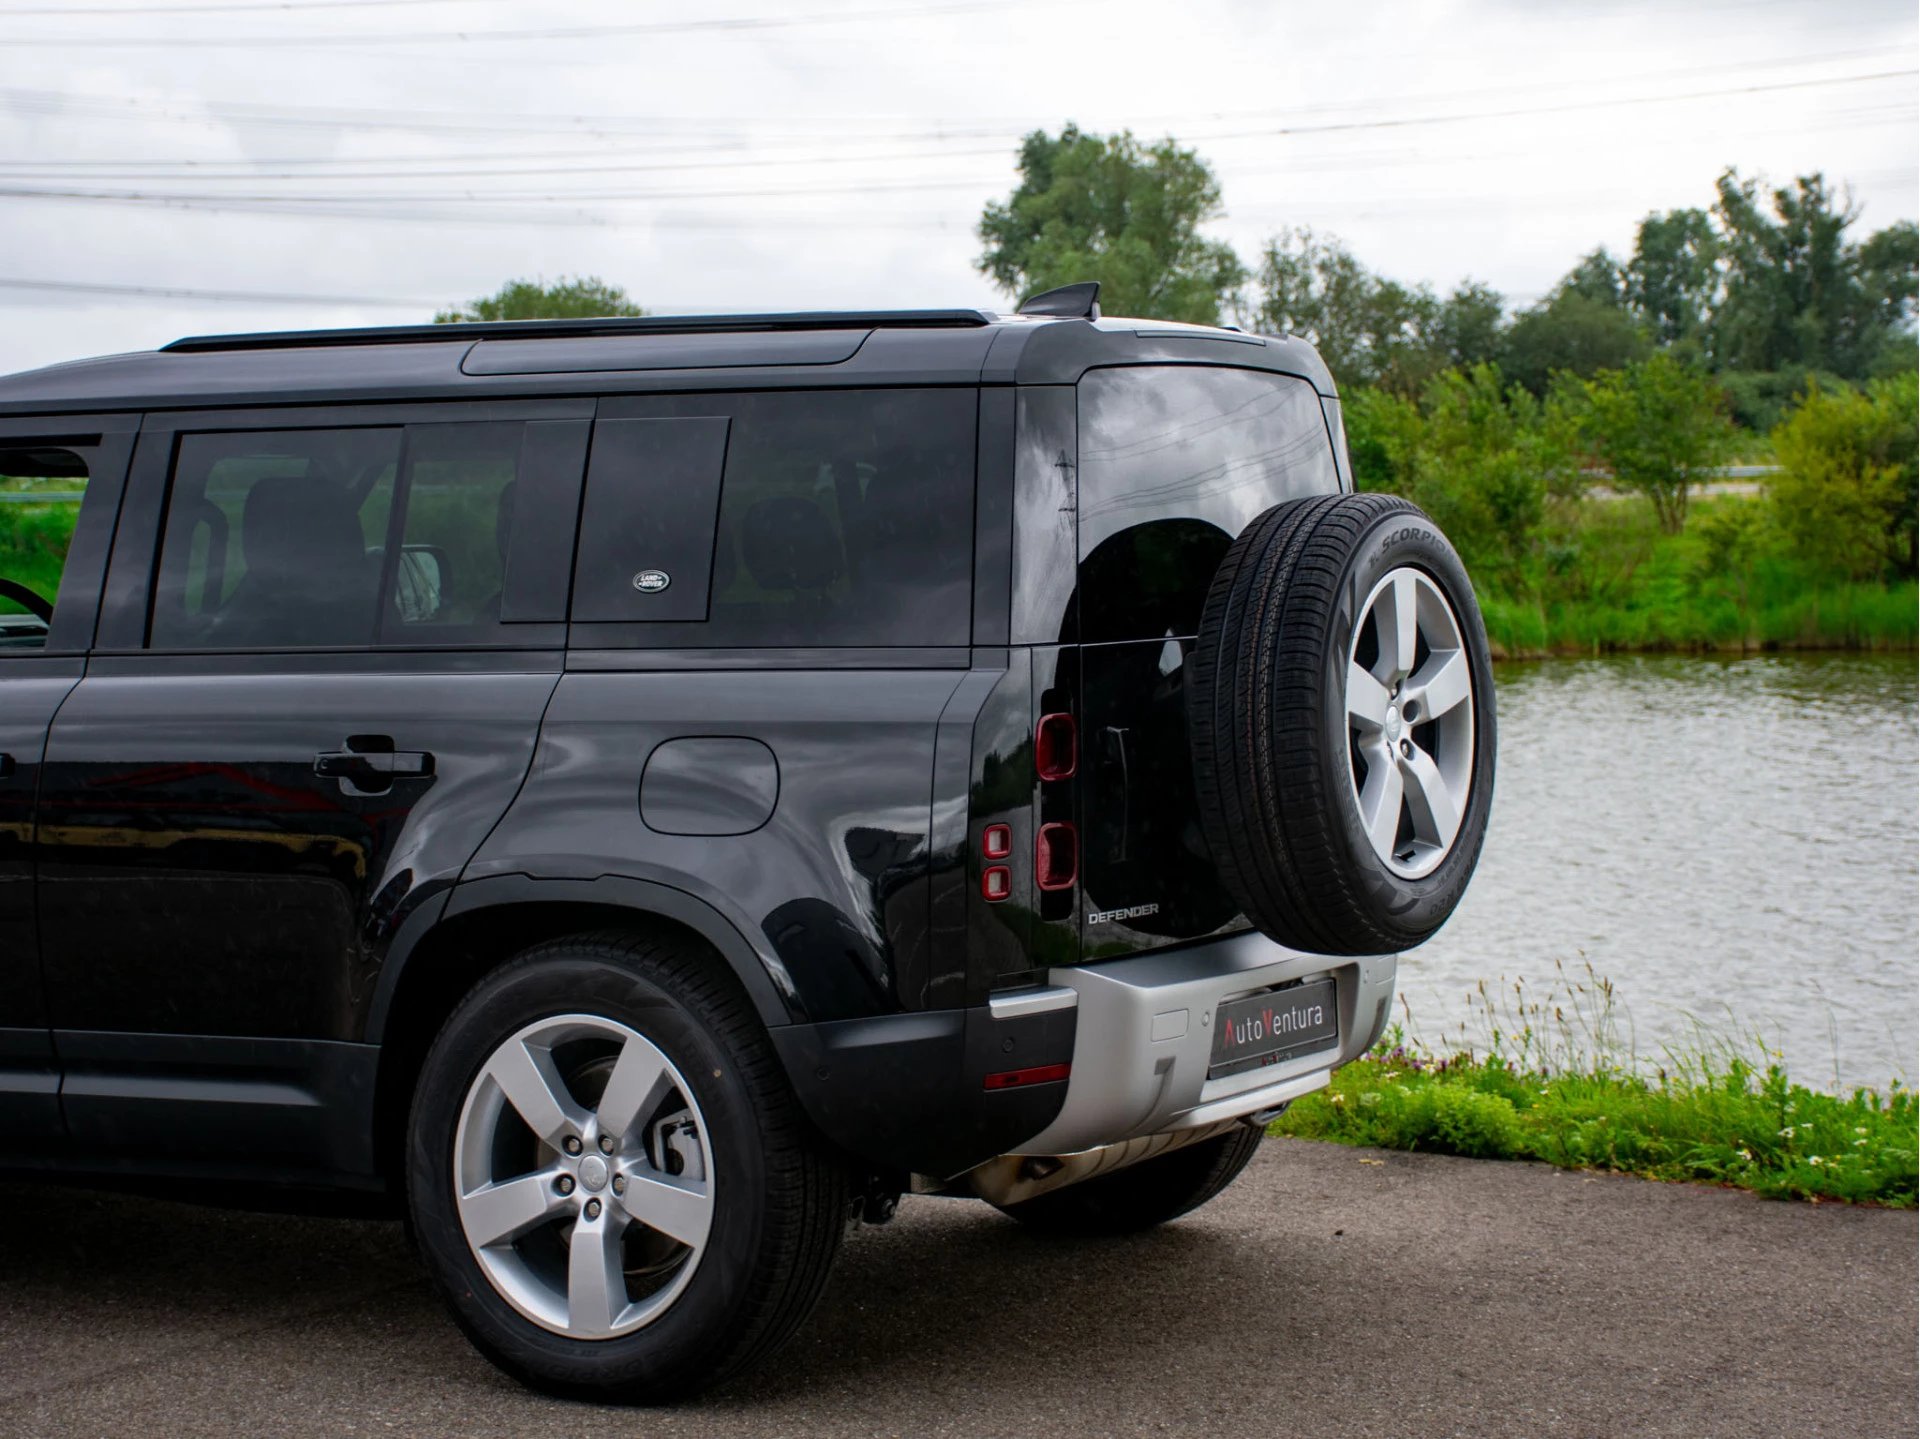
[1397, 652, 1918, 1092]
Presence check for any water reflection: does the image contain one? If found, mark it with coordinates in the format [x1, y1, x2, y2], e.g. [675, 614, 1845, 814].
[1399, 652, 1918, 1091]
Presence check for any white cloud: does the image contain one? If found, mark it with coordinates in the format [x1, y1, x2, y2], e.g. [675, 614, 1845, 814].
[0, 0, 1912, 371]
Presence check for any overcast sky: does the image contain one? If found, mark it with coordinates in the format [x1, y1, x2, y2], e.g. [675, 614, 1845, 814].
[1, 0, 1914, 374]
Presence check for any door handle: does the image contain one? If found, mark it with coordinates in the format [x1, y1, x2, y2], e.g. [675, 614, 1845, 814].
[315, 736, 435, 792]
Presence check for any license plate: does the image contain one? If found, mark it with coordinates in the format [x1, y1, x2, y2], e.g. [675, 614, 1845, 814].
[1208, 979, 1339, 1078]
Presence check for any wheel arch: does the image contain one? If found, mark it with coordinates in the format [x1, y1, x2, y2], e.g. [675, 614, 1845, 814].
[366, 875, 799, 1187]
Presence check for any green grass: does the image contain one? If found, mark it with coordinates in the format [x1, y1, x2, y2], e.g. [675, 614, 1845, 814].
[1473, 493, 1918, 657]
[1271, 968, 1918, 1207]
[0, 499, 80, 613]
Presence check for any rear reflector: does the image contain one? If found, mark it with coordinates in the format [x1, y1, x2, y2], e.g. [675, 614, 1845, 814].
[982, 823, 1012, 859]
[981, 865, 1011, 901]
[1035, 712, 1077, 781]
[983, 1062, 1071, 1090]
[1035, 822, 1076, 892]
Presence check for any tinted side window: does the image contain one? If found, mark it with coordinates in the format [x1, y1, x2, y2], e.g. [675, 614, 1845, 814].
[149, 422, 534, 650]
[151, 428, 400, 649]
[1076, 366, 1338, 642]
[574, 389, 977, 648]
[713, 390, 973, 646]
[384, 421, 523, 640]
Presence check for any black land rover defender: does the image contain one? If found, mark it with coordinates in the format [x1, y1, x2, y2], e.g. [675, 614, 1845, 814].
[0, 282, 1495, 1401]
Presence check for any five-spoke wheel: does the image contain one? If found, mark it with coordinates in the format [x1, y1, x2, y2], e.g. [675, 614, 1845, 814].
[1345, 566, 1477, 879]
[406, 933, 847, 1402]
[454, 1014, 715, 1339]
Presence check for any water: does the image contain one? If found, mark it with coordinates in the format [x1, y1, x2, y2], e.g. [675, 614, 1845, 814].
[1398, 652, 1918, 1092]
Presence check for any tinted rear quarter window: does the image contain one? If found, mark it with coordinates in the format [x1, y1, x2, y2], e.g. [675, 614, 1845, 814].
[575, 388, 977, 647]
[1076, 366, 1338, 642]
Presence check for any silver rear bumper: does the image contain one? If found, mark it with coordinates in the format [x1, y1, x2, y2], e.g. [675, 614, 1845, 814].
[1011, 930, 1397, 1156]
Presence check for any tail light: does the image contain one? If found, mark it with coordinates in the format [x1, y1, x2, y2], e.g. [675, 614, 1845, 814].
[981, 865, 1011, 901]
[1035, 822, 1077, 892]
[1035, 712, 1077, 781]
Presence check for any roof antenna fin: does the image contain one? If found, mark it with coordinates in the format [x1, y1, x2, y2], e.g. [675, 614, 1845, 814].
[1017, 281, 1100, 320]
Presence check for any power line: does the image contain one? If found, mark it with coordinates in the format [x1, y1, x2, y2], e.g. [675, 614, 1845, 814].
[1, 0, 1084, 45]
[0, 44, 1904, 147]
[0, 276, 436, 305]
[0, 67, 1905, 199]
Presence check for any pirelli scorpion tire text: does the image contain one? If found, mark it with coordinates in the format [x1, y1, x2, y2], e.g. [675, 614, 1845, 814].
[990, 1127, 1266, 1235]
[1187, 494, 1497, 955]
[406, 932, 848, 1404]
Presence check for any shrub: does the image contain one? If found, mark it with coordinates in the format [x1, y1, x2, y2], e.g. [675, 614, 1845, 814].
[1768, 372, 1918, 582]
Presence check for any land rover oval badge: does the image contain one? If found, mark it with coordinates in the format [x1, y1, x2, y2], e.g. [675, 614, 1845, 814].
[632, 569, 671, 594]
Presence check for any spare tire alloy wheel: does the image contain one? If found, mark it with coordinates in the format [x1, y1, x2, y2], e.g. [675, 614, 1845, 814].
[454, 1014, 713, 1339]
[1187, 493, 1496, 955]
[1345, 567, 1475, 880]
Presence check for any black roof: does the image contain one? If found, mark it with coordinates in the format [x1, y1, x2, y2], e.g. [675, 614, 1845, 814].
[0, 307, 1337, 418]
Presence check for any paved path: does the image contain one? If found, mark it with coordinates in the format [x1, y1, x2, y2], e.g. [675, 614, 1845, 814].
[0, 1139, 1911, 1438]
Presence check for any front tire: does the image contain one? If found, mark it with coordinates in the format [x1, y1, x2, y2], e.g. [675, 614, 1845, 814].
[991, 1127, 1265, 1236]
[406, 932, 847, 1403]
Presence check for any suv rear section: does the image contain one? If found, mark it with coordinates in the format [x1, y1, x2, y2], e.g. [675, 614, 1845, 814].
[0, 292, 1496, 1401]
[938, 338, 1399, 1172]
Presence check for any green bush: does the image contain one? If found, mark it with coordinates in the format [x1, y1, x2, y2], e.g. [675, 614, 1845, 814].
[1768, 372, 1918, 582]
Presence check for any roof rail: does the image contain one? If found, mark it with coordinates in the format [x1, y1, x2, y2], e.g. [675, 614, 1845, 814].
[161, 308, 997, 354]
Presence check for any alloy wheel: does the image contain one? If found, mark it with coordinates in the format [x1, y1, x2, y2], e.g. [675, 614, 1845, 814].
[452, 1013, 715, 1339]
[1344, 566, 1477, 879]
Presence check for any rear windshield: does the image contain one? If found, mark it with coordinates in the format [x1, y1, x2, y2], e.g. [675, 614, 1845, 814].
[1076, 366, 1338, 642]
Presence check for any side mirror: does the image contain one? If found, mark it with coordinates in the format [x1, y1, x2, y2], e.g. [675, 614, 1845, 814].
[395, 545, 449, 622]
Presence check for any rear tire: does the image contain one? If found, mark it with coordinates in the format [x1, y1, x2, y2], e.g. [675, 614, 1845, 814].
[990, 1128, 1265, 1236]
[406, 931, 848, 1403]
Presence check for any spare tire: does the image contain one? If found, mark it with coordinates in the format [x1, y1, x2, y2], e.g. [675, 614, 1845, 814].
[1187, 493, 1496, 955]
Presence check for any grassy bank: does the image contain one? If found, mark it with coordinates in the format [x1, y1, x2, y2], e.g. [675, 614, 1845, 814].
[1271, 973, 1918, 1207]
[1471, 492, 1918, 658]
[1479, 578, 1918, 657]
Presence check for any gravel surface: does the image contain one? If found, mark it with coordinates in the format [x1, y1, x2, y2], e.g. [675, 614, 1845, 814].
[0, 1138, 1911, 1438]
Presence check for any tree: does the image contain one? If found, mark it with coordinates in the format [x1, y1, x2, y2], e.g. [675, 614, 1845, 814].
[1251, 228, 1501, 393]
[435, 276, 645, 324]
[1710, 170, 1915, 379]
[1406, 365, 1567, 588]
[1558, 248, 1626, 307]
[977, 125, 1246, 324]
[1855, 220, 1920, 375]
[1433, 281, 1507, 371]
[1622, 207, 1720, 349]
[1498, 290, 1650, 395]
[1768, 372, 1918, 581]
[1569, 354, 1736, 533]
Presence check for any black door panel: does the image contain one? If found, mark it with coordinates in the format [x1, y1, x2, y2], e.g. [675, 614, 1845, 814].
[37, 662, 560, 1041]
[0, 663, 78, 1144]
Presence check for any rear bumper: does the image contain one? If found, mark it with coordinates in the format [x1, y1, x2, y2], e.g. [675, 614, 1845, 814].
[1017, 931, 1396, 1155]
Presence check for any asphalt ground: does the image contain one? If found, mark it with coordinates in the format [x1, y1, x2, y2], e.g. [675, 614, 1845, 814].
[0, 1138, 1911, 1438]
